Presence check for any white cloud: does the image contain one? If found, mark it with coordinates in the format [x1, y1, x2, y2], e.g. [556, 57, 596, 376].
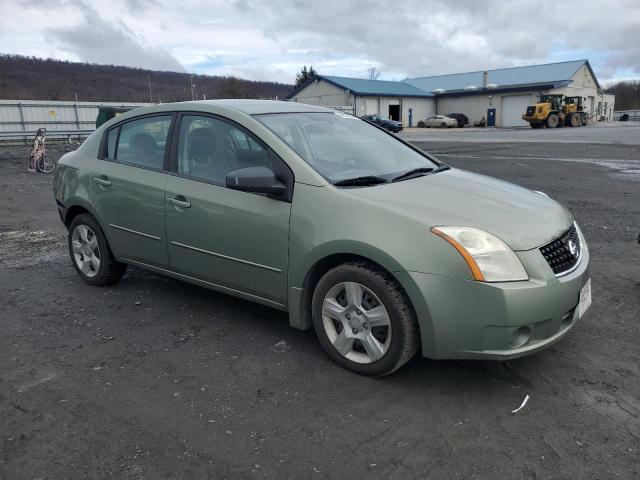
[1, 0, 638, 83]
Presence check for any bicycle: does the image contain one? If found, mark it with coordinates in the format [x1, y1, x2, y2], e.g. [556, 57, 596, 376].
[28, 128, 56, 174]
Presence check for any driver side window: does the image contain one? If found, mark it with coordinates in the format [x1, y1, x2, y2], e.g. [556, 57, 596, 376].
[177, 115, 272, 185]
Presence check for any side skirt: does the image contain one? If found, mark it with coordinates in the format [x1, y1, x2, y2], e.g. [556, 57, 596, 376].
[122, 258, 288, 311]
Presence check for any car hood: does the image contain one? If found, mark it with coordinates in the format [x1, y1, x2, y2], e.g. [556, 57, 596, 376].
[345, 168, 573, 251]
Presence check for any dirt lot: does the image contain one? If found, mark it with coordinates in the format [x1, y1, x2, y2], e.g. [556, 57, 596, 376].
[1, 137, 639, 479]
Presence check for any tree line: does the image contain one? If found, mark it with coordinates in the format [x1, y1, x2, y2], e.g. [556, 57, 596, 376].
[0, 55, 293, 103]
[605, 80, 640, 111]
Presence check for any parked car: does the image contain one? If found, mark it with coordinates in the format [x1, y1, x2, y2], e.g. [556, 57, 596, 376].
[445, 113, 469, 128]
[54, 100, 591, 376]
[361, 114, 403, 132]
[417, 115, 458, 128]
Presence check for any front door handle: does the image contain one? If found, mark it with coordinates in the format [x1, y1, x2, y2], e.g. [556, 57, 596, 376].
[94, 176, 112, 186]
[167, 196, 191, 209]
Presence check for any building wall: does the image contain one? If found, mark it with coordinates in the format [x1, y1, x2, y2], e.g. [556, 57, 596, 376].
[436, 94, 509, 126]
[355, 96, 434, 125]
[401, 97, 435, 127]
[289, 79, 353, 108]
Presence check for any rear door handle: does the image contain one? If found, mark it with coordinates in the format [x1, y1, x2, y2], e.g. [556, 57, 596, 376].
[167, 196, 191, 208]
[94, 176, 111, 186]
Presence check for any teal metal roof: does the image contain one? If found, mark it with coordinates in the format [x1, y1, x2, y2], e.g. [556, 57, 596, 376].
[288, 60, 597, 100]
[404, 60, 593, 94]
[304, 75, 433, 97]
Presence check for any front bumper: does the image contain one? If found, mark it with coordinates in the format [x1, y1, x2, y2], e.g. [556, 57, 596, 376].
[397, 232, 590, 360]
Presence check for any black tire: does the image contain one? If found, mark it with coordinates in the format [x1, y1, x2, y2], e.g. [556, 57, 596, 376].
[417, 121, 426, 128]
[546, 113, 559, 128]
[68, 213, 127, 286]
[311, 261, 419, 376]
[569, 113, 581, 127]
[440, 122, 447, 128]
[530, 122, 542, 129]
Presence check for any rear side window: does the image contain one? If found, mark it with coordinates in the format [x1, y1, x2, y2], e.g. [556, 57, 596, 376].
[105, 127, 118, 159]
[115, 115, 172, 170]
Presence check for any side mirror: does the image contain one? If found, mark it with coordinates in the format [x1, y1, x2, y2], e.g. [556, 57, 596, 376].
[226, 166, 286, 197]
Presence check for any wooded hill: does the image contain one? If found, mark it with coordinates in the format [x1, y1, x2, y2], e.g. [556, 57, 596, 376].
[605, 80, 640, 111]
[0, 55, 293, 103]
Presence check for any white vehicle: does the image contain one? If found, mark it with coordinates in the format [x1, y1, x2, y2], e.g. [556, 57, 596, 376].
[419, 115, 458, 128]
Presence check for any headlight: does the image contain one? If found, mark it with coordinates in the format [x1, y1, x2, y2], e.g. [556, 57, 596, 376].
[431, 226, 528, 282]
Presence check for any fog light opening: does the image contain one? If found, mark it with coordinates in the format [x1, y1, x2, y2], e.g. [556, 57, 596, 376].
[561, 310, 574, 330]
[509, 326, 531, 349]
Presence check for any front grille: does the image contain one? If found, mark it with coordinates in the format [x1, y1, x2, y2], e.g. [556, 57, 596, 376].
[540, 225, 581, 275]
[525, 106, 536, 116]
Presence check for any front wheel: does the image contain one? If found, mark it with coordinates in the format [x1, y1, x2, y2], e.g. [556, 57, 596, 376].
[68, 214, 127, 286]
[312, 262, 419, 376]
[546, 113, 559, 128]
[440, 122, 447, 128]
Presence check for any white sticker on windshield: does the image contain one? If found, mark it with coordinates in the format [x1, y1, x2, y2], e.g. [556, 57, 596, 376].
[334, 111, 360, 119]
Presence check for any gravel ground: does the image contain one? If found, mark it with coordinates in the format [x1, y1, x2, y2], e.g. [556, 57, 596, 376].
[1, 138, 639, 479]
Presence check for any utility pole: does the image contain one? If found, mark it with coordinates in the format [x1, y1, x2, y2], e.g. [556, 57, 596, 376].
[147, 73, 153, 103]
[190, 75, 196, 101]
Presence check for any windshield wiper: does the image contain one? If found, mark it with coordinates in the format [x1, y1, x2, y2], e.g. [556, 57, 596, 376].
[391, 167, 434, 182]
[334, 175, 389, 187]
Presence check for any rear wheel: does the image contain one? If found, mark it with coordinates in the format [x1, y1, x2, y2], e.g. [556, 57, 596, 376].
[312, 262, 419, 376]
[417, 121, 425, 128]
[546, 113, 559, 128]
[68, 214, 127, 286]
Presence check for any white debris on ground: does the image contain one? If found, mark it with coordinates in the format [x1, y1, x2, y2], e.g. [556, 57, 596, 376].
[511, 394, 530, 414]
[272, 340, 290, 352]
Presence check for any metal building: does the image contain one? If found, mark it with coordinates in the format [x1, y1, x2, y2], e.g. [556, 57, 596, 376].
[288, 60, 615, 128]
[288, 76, 434, 127]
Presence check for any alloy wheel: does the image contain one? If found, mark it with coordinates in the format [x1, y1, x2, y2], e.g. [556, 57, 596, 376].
[321, 281, 392, 364]
[71, 224, 101, 278]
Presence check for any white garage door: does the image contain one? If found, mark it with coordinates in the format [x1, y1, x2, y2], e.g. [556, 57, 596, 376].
[501, 95, 532, 127]
[365, 98, 379, 115]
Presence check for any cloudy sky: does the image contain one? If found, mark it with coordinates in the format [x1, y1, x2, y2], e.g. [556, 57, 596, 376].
[1, 0, 639, 84]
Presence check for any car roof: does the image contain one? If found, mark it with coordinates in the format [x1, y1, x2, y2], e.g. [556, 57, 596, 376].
[101, 99, 336, 127]
[181, 99, 333, 115]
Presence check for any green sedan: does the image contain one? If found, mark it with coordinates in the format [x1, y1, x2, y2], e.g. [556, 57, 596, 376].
[53, 100, 591, 376]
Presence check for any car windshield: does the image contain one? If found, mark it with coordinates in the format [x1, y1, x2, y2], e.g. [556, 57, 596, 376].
[254, 112, 441, 183]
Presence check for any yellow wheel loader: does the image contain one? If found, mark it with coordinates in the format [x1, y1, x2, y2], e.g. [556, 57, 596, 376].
[522, 94, 587, 129]
[522, 94, 563, 128]
[562, 96, 588, 127]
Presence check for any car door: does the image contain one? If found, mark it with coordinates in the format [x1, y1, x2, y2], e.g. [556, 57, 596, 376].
[164, 113, 292, 305]
[425, 116, 437, 127]
[91, 114, 174, 267]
